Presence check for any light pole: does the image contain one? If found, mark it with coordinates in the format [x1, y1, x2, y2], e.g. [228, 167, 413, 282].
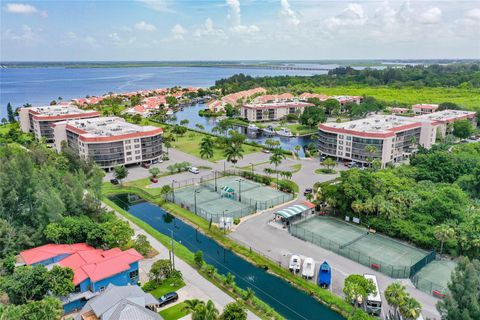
[171, 180, 176, 203]
[223, 209, 229, 234]
[250, 163, 254, 176]
[194, 189, 200, 215]
[168, 228, 175, 269]
[236, 178, 243, 201]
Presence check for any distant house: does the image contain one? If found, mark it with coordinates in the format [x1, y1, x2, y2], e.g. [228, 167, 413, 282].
[75, 284, 162, 320]
[19, 243, 143, 314]
[412, 104, 439, 115]
[389, 107, 410, 115]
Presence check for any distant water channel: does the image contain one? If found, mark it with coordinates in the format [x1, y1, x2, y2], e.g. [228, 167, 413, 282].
[110, 194, 344, 320]
[171, 103, 313, 156]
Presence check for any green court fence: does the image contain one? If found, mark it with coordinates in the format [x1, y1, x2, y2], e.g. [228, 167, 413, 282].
[165, 191, 256, 223]
[169, 169, 294, 212]
[411, 272, 447, 298]
[289, 216, 435, 279]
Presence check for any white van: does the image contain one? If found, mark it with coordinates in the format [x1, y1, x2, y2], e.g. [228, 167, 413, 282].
[363, 274, 382, 316]
[189, 167, 200, 174]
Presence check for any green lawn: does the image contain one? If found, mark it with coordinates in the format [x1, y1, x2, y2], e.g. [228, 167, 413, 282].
[102, 177, 165, 199]
[148, 121, 262, 162]
[315, 168, 337, 174]
[289, 164, 302, 173]
[282, 123, 317, 135]
[311, 85, 480, 110]
[148, 278, 186, 299]
[159, 302, 190, 320]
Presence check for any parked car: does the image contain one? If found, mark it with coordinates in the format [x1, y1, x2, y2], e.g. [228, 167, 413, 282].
[262, 149, 271, 154]
[151, 177, 158, 183]
[141, 162, 151, 169]
[289, 255, 301, 273]
[189, 166, 200, 174]
[302, 257, 315, 279]
[110, 179, 119, 185]
[304, 188, 313, 196]
[158, 292, 178, 307]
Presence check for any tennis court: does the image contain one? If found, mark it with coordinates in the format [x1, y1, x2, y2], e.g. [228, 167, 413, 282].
[170, 185, 255, 222]
[412, 260, 456, 297]
[290, 217, 432, 278]
[167, 174, 293, 222]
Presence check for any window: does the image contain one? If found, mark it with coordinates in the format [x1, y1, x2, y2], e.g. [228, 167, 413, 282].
[135, 156, 141, 160]
[346, 136, 352, 140]
[129, 270, 139, 280]
[338, 146, 343, 150]
[126, 151, 132, 156]
[135, 150, 140, 154]
[134, 139, 140, 143]
[127, 157, 132, 161]
[339, 135, 344, 139]
[346, 142, 351, 146]
[135, 144, 140, 149]
[346, 147, 351, 152]
[338, 151, 343, 156]
[338, 140, 344, 145]
[346, 153, 350, 157]
[126, 146, 131, 150]
[125, 140, 131, 144]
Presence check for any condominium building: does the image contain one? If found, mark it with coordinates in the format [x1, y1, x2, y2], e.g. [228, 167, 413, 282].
[52, 117, 163, 169]
[241, 101, 314, 122]
[412, 104, 439, 115]
[319, 110, 477, 166]
[415, 109, 477, 138]
[19, 105, 100, 143]
[318, 115, 440, 166]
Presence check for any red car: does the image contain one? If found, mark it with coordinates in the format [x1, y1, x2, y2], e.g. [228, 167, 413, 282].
[142, 162, 151, 169]
[150, 177, 158, 183]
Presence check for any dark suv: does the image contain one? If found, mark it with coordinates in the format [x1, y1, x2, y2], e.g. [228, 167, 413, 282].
[158, 292, 178, 307]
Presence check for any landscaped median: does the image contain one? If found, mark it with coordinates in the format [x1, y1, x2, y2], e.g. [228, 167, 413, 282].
[102, 183, 373, 320]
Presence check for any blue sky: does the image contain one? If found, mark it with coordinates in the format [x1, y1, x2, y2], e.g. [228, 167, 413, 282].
[1, 0, 479, 61]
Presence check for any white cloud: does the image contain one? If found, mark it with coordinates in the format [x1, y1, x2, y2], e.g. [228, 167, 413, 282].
[85, 36, 98, 47]
[231, 24, 259, 35]
[171, 24, 187, 40]
[226, 0, 241, 26]
[134, 21, 157, 32]
[417, 7, 442, 24]
[65, 31, 77, 39]
[193, 17, 227, 40]
[3, 24, 35, 42]
[466, 8, 480, 22]
[4, 3, 37, 14]
[109, 33, 121, 42]
[280, 0, 299, 27]
[325, 3, 367, 30]
[136, 0, 170, 12]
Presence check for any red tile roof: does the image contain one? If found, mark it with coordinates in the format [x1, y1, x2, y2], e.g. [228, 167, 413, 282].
[20, 243, 95, 265]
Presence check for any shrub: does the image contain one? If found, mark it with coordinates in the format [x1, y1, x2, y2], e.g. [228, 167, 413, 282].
[233, 218, 240, 225]
[142, 280, 157, 292]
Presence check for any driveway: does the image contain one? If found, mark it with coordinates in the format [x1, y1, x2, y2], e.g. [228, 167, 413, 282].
[229, 205, 441, 320]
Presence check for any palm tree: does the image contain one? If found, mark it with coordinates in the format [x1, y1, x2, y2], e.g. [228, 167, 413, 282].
[269, 148, 286, 189]
[434, 224, 455, 254]
[242, 287, 255, 302]
[225, 272, 235, 287]
[364, 144, 378, 167]
[399, 296, 422, 320]
[183, 299, 204, 315]
[204, 300, 219, 320]
[385, 282, 407, 316]
[200, 136, 214, 159]
[294, 145, 301, 155]
[224, 142, 244, 168]
[320, 157, 336, 172]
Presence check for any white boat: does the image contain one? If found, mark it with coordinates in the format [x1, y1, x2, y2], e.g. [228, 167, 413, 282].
[302, 257, 315, 279]
[289, 255, 301, 273]
[277, 127, 293, 137]
[247, 123, 259, 132]
[262, 125, 275, 135]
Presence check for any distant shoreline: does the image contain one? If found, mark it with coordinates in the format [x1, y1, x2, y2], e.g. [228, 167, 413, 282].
[1, 59, 476, 69]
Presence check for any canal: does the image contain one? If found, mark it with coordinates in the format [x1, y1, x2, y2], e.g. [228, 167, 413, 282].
[171, 103, 314, 157]
[110, 194, 344, 320]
